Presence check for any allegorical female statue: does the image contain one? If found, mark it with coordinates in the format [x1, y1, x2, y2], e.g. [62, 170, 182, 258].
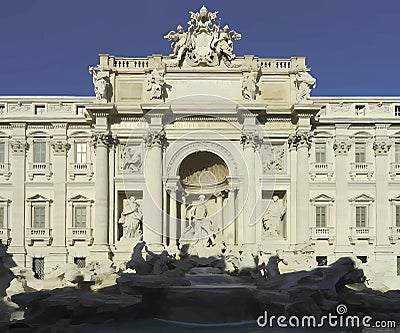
[118, 196, 143, 239]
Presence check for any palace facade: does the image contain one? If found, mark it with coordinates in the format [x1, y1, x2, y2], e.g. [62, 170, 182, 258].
[1, 6, 400, 287]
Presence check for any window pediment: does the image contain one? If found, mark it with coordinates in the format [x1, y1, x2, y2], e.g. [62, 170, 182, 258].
[389, 195, 400, 202]
[349, 194, 374, 203]
[310, 194, 335, 203]
[27, 194, 52, 202]
[68, 194, 93, 203]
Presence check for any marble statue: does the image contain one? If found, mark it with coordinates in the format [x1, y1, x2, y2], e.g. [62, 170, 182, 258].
[118, 196, 143, 239]
[294, 66, 316, 103]
[164, 6, 241, 67]
[164, 25, 192, 64]
[180, 195, 216, 247]
[147, 64, 167, 100]
[88, 67, 111, 102]
[265, 249, 288, 277]
[122, 145, 142, 172]
[262, 195, 285, 238]
[242, 70, 259, 100]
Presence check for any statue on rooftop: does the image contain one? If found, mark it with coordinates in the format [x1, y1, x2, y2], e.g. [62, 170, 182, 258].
[89, 67, 111, 102]
[164, 6, 241, 67]
[147, 64, 168, 100]
[294, 65, 316, 103]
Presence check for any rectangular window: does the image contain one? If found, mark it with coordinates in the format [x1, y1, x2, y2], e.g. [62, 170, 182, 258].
[395, 106, 400, 117]
[74, 257, 86, 268]
[0, 207, 4, 228]
[33, 206, 45, 228]
[315, 143, 326, 163]
[397, 257, 400, 276]
[33, 258, 45, 280]
[0, 142, 4, 164]
[315, 206, 327, 227]
[395, 143, 400, 164]
[357, 256, 368, 264]
[33, 142, 46, 163]
[75, 143, 87, 164]
[355, 105, 365, 116]
[355, 143, 366, 163]
[76, 106, 85, 116]
[75, 207, 87, 228]
[316, 256, 327, 266]
[0, 105, 5, 115]
[35, 106, 45, 115]
[356, 206, 367, 227]
[396, 205, 400, 227]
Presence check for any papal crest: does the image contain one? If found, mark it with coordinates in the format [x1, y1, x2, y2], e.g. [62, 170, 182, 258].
[164, 6, 241, 67]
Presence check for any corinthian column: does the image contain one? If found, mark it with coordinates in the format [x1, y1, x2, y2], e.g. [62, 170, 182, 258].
[373, 132, 391, 247]
[90, 133, 113, 259]
[241, 132, 261, 244]
[143, 130, 166, 248]
[9, 126, 28, 267]
[289, 131, 312, 245]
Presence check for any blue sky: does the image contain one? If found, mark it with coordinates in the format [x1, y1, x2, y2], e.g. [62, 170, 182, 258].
[0, 0, 399, 97]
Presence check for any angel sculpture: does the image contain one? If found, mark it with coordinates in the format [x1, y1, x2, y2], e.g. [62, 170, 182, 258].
[164, 25, 193, 64]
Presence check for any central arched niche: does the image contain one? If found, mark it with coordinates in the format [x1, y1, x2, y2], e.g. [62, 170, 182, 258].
[179, 151, 229, 194]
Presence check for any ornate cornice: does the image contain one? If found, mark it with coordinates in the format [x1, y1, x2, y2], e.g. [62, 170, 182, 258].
[373, 141, 391, 155]
[333, 140, 351, 155]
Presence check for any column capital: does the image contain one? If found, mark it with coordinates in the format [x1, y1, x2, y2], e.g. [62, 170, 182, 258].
[288, 131, 312, 150]
[144, 129, 167, 149]
[240, 131, 262, 150]
[373, 141, 391, 156]
[50, 140, 71, 155]
[10, 139, 29, 155]
[333, 139, 351, 155]
[92, 133, 115, 149]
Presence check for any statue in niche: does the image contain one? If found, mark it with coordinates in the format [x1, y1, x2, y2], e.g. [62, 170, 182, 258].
[262, 195, 286, 239]
[122, 145, 142, 172]
[89, 67, 111, 102]
[294, 66, 316, 103]
[242, 70, 260, 100]
[147, 64, 169, 100]
[180, 195, 216, 247]
[118, 196, 143, 240]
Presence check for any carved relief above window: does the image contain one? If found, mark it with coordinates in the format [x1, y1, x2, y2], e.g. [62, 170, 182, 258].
[262, 144, 286, 174]
[120, 143, 143, 174]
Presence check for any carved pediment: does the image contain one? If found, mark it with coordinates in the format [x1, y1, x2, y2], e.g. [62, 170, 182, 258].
[68, 194, 92, 202]
[349, 194, 375, 203]
[310, 194, 335, 203]
[26, 194, 52, 202]
[164, 6, 241, 67]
